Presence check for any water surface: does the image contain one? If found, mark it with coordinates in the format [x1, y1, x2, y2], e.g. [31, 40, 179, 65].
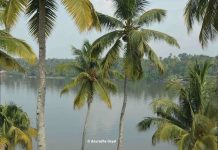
[0, 75, 176, 150]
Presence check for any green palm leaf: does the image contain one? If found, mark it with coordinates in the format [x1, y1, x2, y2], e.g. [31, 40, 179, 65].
[26, 0, 57, 39]
[113, 0, 149, 19]
[152, 122, 187, 145]
[0, 51, 25, 72]
[137, 117, 165, 131]
[0, 30, 36, 64]
[61, 0, 100, 32]
[102, 39, 122, 70]
[3, 0, 28, 31]
[73, 82, 90, 109]
[136, 9, 166, 26]
[97, 12, 124, 29]
[198, 0, 218, 46]
[92, 30, 124, 55]
[141, 29, 180, 48]
[93, 80, 112, 108]
[143, 43, 164, 73]
[60, 72, 91, 96]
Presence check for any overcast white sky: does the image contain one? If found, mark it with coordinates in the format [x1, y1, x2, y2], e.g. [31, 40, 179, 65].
[11, 0, 218, 59]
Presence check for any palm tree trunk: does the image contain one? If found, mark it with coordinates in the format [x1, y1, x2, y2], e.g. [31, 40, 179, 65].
[216, 56, 218, 149]
[117, 76, 128, 150]
[81, 101, 92, 150]
[0, 76, 1, 105]
[37, 0, 46, 150]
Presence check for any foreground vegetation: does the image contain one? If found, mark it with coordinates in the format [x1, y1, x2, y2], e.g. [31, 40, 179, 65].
[0, 104, 36, 150]
[138, 61, 218, 150]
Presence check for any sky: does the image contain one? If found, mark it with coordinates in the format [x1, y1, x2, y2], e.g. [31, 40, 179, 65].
[11, 0, 218, 59]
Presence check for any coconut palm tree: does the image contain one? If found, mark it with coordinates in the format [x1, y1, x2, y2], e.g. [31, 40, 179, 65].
[27, 1, 99, 148]
[1, 0, 100, 149]
[91, 0, 179, 149]
[60, 41, 117, 150]
[0, 104, 37, 150]
[138, 61, 218, 150]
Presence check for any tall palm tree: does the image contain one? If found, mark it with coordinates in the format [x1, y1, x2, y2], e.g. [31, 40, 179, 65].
[60, 41, 117, 150]
[2, 0, 100, 148]
[0, 104, 37, 150]
[1, 0, 100, 149]
[138, 61, 218, 150]
[91, 0, 179, 149]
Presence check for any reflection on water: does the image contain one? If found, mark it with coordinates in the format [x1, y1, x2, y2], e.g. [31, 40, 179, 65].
[0, 75, 176, 150]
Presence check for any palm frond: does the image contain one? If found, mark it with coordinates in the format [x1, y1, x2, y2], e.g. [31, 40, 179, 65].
[123, 44, 143, 80]
[97, 12, 124, 30]
[199, 0, 218, 46]
[60, 72, 91, 96]
[0, 50, 25, 72]
[99, 78, 117, 94]
[26, 0, 57, 39]
[184, 0, 207, 31]
[0, 136, 9, 149]
[184, 0, 218, 47]
[92, 30, 124, 56]
[136, 9, 166, 26]
[61, 0, 100, 32]
[3, 0, 28, 31]
[137, 117, 165, 131]
[141, 29, 180, 48]
[152, 98, 181, 115]
[143, 43, 164, 73]
[0, 30, 36, 64]
[93, 80, 112, 108]
[113, 0, 149, 19]
[56, 62, 84, 74]
[102, 39, 122, 70]
[8, 126, 32, 150]
[177, 133, 192, 150]
[200, 135, 218, 150]
[73, 82, 90, 109]
[152, 122, 187, 145]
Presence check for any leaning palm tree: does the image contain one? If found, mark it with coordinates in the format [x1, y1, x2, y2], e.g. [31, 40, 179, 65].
[0, 104, 37, 150]
[60, 41, 117, 150]
[91, 0, 179, 149]
[138, 61, 218, 150]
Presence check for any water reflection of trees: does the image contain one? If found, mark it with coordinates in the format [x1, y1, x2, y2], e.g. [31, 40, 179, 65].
[1, 75, 71, 92]
[115, 80, 177, 101]
[2, 76, 178, 101]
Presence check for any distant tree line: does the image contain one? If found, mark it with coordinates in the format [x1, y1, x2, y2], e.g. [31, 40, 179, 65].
[10, 53, 216, 81]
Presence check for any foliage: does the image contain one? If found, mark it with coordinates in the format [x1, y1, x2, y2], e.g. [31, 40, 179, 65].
[138, 61, 218, 149]
[0, 1, 36, 72]
[184, 0, 218, 46]
[0, 104, 37, 150]
[60, 41, 117, 109]
[92, 0, 179, 80]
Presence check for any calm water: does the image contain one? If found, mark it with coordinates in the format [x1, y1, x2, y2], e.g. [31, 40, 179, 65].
[0, 75, 176, 150]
